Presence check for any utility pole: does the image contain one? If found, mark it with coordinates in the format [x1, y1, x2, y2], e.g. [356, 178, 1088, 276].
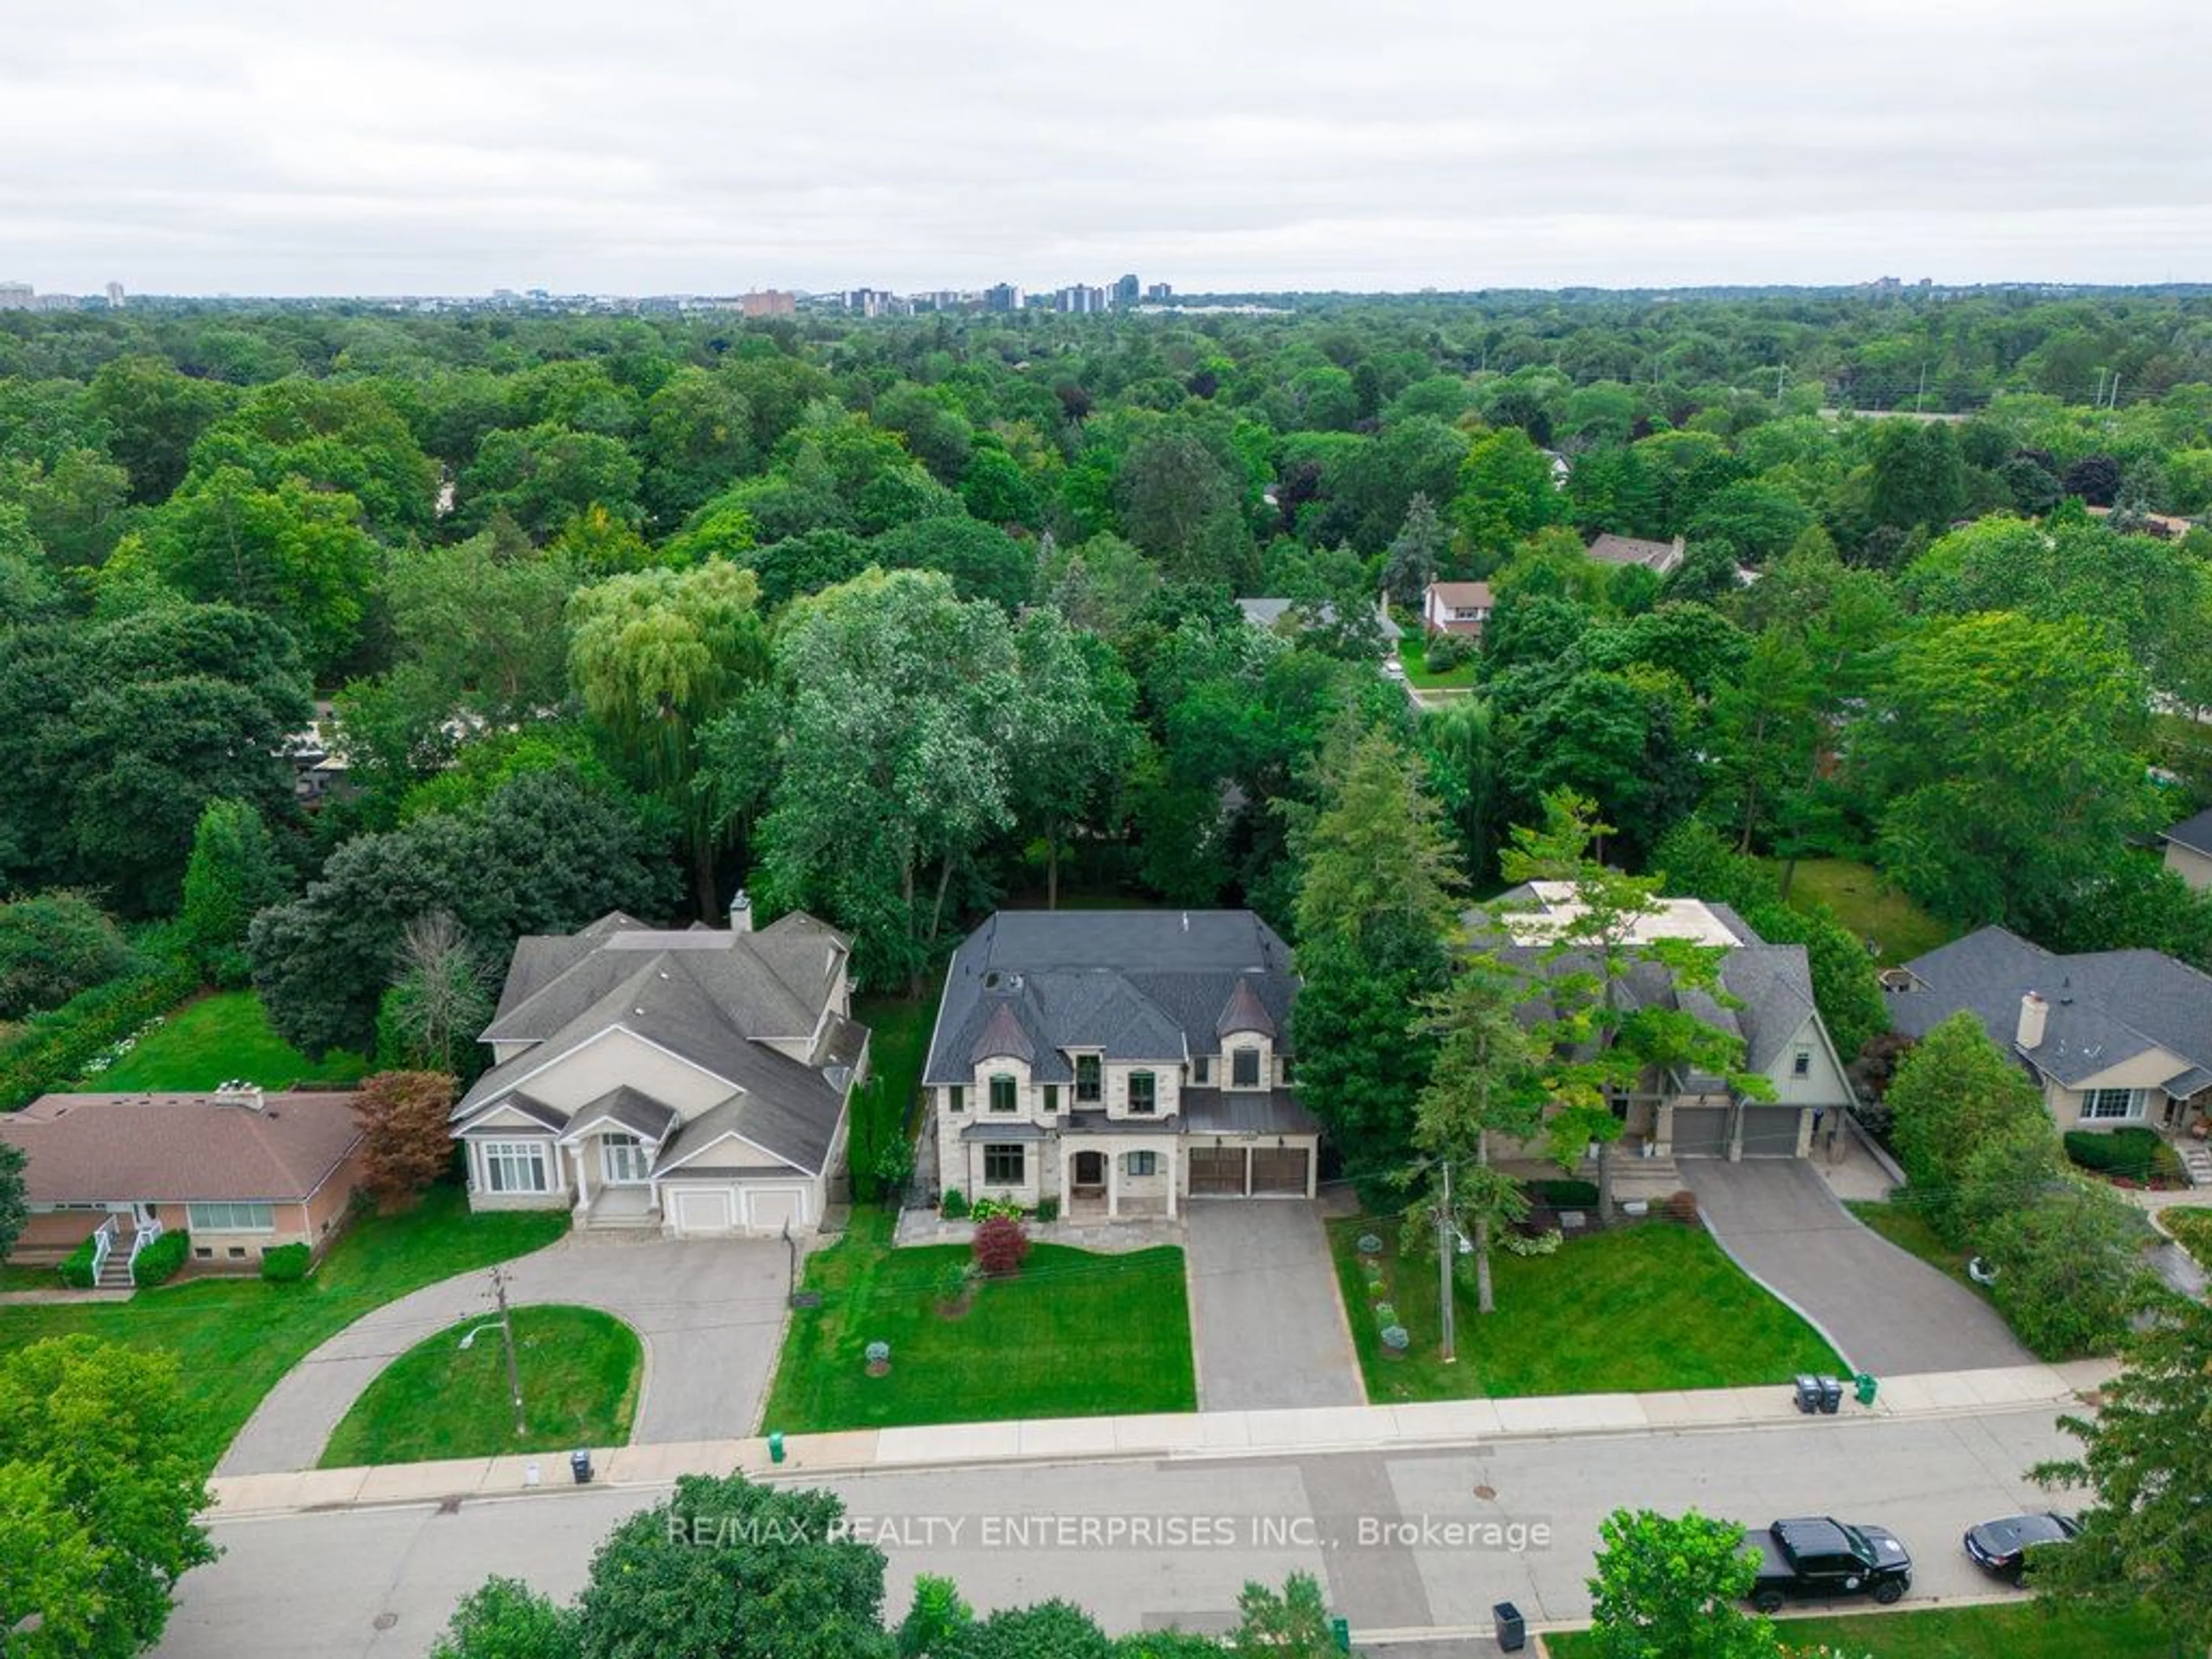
[2093, 368, 2108, 408]
[491, 1266, 526, 1437]
[1913, 361, 1927, 414]
[1437, 1160, 1456, 1365]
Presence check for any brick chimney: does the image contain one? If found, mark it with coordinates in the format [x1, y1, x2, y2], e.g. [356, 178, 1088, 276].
[2016, 991, 2048, 1051]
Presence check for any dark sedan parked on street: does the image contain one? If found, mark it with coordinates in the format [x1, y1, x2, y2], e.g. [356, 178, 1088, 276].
[1963, 1512, 2080, 1582]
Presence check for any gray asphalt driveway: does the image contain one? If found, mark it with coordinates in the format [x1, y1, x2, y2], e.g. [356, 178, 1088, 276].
[1183, 1201, 1363, 1411]
[218, 1236, 790, 1476]
[1680, 1159, 2031, 1376]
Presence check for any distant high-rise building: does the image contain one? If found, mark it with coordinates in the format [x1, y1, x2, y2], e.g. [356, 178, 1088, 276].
[105, 281, 126, 308]
[1144, 281, 1173, 302]
[1055, 284, 1108, 314]
[983, 282, 1024, 313]
[739, 289, 795, 317]
[1113, 273, 1140, 306]
[0, 282, 32, 310]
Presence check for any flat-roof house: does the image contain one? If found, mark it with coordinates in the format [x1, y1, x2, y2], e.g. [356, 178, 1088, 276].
[449, 896, 868, 1237]
[921, 910, 1320, 1218]
[0, 1084, 367, 1284]
[1585, 533, 1687, 577]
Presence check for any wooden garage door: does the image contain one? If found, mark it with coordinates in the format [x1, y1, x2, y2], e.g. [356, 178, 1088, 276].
[670, 1187, 737, 1235]
[1739, 1106, 1804, 1157]
[1186, 1146, 1245, 1195]
[1249, 1147, 1310, 1195]
[1671, 1106, 1730, 1157]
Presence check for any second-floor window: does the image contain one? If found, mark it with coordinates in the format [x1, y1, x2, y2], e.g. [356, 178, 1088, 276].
[1129, 1071, 1156, 1115]
[1075, 1054, 1101, 1103]
[989, 1074, 1018, 1113]
[948, 1085, 964, 1113]
[1041, 1084, 1058, 1113]
[1791, 1050, 1811, 1078]
[1231, 1047, 1260, 1089]
[1192, 1056, 1211, 1085]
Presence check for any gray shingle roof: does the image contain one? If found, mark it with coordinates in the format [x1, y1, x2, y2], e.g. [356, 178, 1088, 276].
[456, 910, 858, 1176]
[2162, 806, 2212, 857]
[1885, 925, 2212, 1087]
[924, 910, 1298, 1088]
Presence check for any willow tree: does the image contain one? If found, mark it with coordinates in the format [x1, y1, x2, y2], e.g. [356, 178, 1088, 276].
[567, 560, 767, 916]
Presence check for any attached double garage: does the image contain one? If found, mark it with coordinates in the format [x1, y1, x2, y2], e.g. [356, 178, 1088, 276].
[1667, 1103, 1812, 1159]
[1184, 1141, 1316, 1198]
[659, 1177, 818, 1237]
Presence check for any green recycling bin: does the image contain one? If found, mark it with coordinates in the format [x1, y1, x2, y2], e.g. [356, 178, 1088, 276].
[1854, 1372, 1878, 1407]
[768, 1430, 786, 1464]
[1330, 1616, 1350, 1653]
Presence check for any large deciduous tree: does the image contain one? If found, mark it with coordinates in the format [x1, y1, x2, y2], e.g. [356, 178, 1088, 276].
[567, 560, 767, 916]
[0, 1336, 216, 1659]
[180, 798, 289, 985]
[1586, 1508, 1780, 1659]
[1883, 1011, 2047, 1240]
[353, 1069, 461, 1207]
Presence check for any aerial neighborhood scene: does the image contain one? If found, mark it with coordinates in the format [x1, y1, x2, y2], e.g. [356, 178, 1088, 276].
[4, 7, 2212, 1659]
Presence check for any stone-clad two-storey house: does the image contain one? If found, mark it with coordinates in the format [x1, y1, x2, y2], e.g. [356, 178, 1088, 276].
[922, 910, 1320, 1218]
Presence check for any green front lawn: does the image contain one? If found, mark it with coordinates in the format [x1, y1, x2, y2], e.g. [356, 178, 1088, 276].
[1396, 624, 1480, 690]
[0, 1187, 567, 1473]
[1330, 1216, 1842, 1402]
[79, 989, 369, 1092]
[1546, 1599, 2169, 1659]
[1845, 1198, 1990, 1300]
[320, 1304, 642, 1467]
[2161, 1205, 2212, 1266]
[762, 1207, 1195, 1431]
[1772, 858, 1955, 966]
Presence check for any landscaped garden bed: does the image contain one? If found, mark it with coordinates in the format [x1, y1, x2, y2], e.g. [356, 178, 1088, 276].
[762, 1207, 1194, 1431]
[1544, 1596, 2169, 1659]
[1329, 1211, 1842, 1403]
[2063, 1126, 2185, 1189]
[320, 1304, 642, 1467]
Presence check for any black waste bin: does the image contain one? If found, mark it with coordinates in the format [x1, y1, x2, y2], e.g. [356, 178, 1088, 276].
[1817, 1376, 1843, 1415]
[1493, 1601, 1526, 1653]
[1793, 1374, 1821, 1414]
[570, 1449, 593, 1485]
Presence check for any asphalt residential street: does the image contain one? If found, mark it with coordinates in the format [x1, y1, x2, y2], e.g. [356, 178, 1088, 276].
[218, 1237, 792, 1476]
[160, 1405, 2082, 1657]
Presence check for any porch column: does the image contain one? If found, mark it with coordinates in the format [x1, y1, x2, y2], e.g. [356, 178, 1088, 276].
[1058, 1139, 1071, 1213]
[1243, 1144, 1253, 1196]
[1164, 1143, 1178, 1219]
[1305, 1141, 1316, 1199]
[1107, 1145, 1120, 1219]
[571, 1143, 591, 1212]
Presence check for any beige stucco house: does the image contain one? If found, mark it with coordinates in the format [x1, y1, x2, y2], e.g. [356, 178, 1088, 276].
[2161, 807, 2212, 893]
[1884, 925, 2212, 1144]
[921, 910, 1320, 1219]
[449, 897, 867, 1237]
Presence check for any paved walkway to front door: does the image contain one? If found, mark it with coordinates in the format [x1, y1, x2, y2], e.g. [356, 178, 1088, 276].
[1183, 1200, 1365, 1411]
[217, 1234, 790, 1476]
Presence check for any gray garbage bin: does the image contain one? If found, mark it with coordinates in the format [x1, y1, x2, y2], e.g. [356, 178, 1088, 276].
[1493, 1602, 1525, 1653]
[570, 1449, 593, 1484]
[1793, 1374, 1821, 1414]
[1817, 1376, 1843, 1415]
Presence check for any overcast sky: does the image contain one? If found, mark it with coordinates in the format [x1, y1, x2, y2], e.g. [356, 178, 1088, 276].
[4, 0, 2205, 297]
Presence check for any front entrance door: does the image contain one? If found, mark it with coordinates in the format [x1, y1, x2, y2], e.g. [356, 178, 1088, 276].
[601, 1134, 650, 1184]
[1072, 1150, 1105, 1192]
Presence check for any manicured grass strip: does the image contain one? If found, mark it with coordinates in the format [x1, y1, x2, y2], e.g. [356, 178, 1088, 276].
[1395, 624, 1480, 690]
[1845, 1199, 1993, 1301]
[1771, 857, 1955, 967]
[1330, 1215, 1843, 1403]
[320, 1304, 641, 1468]
[78, 988, 369, 1091]
[763, 1207, 1195, 1431]
[847, 993, 938, 1195]
[1545, 1597, 2171, 1658]
[0, 1187, 567, 1474]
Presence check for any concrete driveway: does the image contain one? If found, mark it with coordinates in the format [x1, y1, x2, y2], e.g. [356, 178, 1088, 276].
[218, 1235, 791, 1476]
[1183, 1201, 1363, 1411]
[1680, 1159, 2031, 1376]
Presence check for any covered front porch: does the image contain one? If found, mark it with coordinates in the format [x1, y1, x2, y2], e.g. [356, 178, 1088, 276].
[1058, 1127, 1181, 1221]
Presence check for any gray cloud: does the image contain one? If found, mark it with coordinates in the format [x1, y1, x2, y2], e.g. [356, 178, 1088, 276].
[2, 0, 2205, 294]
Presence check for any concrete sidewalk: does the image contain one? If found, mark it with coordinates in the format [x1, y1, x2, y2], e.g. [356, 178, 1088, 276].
[204, 1357, 2113, 1520]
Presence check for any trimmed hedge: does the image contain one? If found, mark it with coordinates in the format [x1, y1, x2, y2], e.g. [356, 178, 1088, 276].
[58, 1237, 97, 1289]
[1528, 1179, 1601, 1208]
[259, 1241, 311, 1283]
[132, 1228, 190, 1286]
[2064, 1126, 2163, 1181]
[0, 959, 202, 1112]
